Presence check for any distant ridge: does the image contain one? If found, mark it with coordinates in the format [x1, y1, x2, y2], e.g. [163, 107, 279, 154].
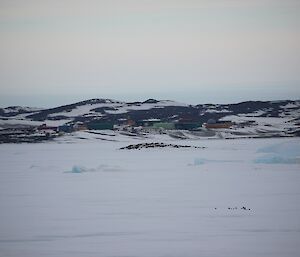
[0, 98, 299, 141]
[0, 98, 299, 129]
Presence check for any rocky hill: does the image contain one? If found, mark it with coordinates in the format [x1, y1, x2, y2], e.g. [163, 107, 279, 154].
[0, 98, 299, 140]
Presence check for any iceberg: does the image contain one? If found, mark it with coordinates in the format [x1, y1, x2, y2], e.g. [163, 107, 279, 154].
[254, 140, 300, 164]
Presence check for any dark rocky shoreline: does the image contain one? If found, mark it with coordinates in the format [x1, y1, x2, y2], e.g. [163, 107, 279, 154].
[120, 142, 205, 150]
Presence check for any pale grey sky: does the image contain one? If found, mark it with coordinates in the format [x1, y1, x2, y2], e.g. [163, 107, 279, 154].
[0, 0, 300, 107]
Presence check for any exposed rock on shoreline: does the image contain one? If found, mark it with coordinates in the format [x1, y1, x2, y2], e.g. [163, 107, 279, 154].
[120, 142, 204, 150]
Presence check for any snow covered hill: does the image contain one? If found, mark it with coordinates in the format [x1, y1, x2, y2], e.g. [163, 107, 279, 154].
[0, 99, 299, 140]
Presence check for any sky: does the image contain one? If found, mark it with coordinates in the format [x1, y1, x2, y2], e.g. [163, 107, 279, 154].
[0, 0, 300, 107]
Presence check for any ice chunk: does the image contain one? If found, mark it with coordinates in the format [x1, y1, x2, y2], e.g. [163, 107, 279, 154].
[66, 165, 97, 173]
[254, 155, 300, 164]
[257, 140, 300, 157]
[194, 158, 206, 165]
[66, 164, 121, 173]
[69, 165, 88, 173]
[254, 140, 300, 164]
[193, 158, 242, 165]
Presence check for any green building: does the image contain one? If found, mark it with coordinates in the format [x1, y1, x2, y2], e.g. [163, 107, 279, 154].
[175, 122, 202, 130]
[87, 121, 114, 130]
[152, 122, 175, 130]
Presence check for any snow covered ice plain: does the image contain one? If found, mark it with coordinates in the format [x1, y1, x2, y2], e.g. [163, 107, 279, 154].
[0, 136, 300, 257]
